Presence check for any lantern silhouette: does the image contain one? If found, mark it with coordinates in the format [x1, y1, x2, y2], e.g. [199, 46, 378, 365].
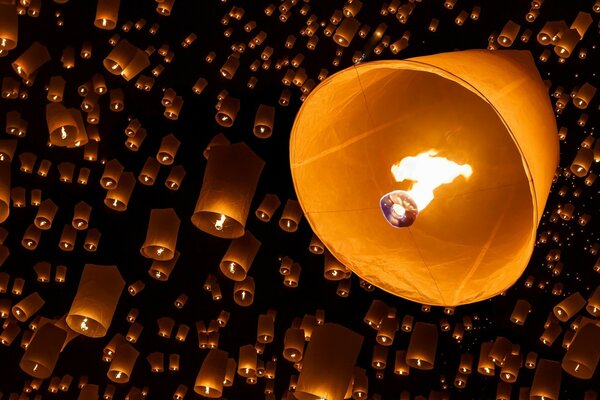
[192, 143, 265, 238]
[19, 323, 66, 379]
[66, 264, 125, 337]
[220, 231, 261, 281]
[105, 172, 135, 211]
[140, 208, 180, 261]
[12, 41, 50, 79]
[554, 292, 586, 321]
[290, 49, 559, 306]
[255, 194, 281, 222]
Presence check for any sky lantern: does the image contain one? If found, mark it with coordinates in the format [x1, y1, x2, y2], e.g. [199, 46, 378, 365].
[290, 49, 559, 306]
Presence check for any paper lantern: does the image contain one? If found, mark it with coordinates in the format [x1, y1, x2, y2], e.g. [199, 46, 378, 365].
[140, 208, 180, 261]
[0, 161, 10, 223]
[12, 41, 50, 79]
[105, 172, 135, 211]
[279, 199, 303, 232]
[290, 49, 558, 306]
[192, 143, 265, 239]
[531, 359, 561, 400]
[283, 328, 305, 362]
[0, 4, 17, 51]
[79, 384, 99, 400]
[149, 251, 179, 281]
[554, 292, 586, 321]
[562, 322, 600, 379]
[220, 231, 261, 281]
[103, 39, 149, 81]
[254, 104, 275, 138]
[194, 349, 228, 397]
[95, 0, 120, 29]
[294, 323, 363, 400]
[406, 322, 437, 370]
[107, 343, 139, 383]
[66, 264, 125, 337]
[19, 323, 66, 380]
[255, 193, 281, 222]
[12, 292, 44, 322]
[238, 344, 257, 377]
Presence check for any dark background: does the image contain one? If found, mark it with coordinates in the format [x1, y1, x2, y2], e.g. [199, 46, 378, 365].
[0, 0, 599, 399]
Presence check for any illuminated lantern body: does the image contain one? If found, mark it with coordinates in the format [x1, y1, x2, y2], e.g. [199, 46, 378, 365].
[95, 0, 120, 30]
[294, 323, 363, 400]
[140, 208, 180, 261]
[0, 161, 10, 223]
[194, 349, 228, 397]
[66, 264, 125, 337]
[290, 50, 558, 306]
[192, 143, 265, 239]
[0, 4, 18, 51]
[20, 323, 66, 379]
[220, 231, 261, 281]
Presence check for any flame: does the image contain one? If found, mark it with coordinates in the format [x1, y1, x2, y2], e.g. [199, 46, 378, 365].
[215, 214, 226, 231]
[390, 150, 472, 212]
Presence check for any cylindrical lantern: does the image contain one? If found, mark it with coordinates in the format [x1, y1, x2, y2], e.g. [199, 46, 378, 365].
[156, 134, 180, 165]
[290, 49, 559, 306]
[238, 344, 257, 377]
[333, 17, 360, 47]
[12, 41, 50, 79]
[20, 323, 66, 379]
[192, 143, 265, 239]
[194, 349, 228, 397]
[554, 292, 586, 322]
[530, 359, 562, 400]
[12, 292, 45, 322]
[138, 157, 159, 184]
[66, 264, 125, 337]
[105, 172, 135, 211]
[295, 324, 363, 400]
[215, 96, 240, 127]
[279, 199, 303, 232]
[149, 251, 179, 281]
[253, 104, 275, 139]
[95, 0, 120, 29]
[562, 322, 600, 379]
[140, 208, 180, 261]
[510, 299, 531, 325]
[72, 201, 91, 230]
[219, 231, 261, 281]
[283, 328, 305, 362]
[477, 341, 495, 376]
[255, 193, 281, 222]
[324, 251, 348, 281]
[257, 314, 275, 344]
[406, 322, 437, 370]
[233, 277, 255, 306]
[107, 343, 139, 383]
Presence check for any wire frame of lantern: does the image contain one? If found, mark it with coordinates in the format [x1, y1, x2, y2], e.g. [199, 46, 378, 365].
[105, 171, 136, 211]
[253, 104, 275, 139]
[233, 277, 255, 307]
[12, 292, 44, 322]
[192, 142, 265, 238]
[19, 323, 66, 379]
[220, 231, 261, 281]
[107, 343, 139, 383]
[66, 264, 125, 337]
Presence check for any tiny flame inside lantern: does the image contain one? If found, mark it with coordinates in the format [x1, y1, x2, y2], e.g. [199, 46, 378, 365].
[214, 214, 226, 231]
[380, 150, 472, 227]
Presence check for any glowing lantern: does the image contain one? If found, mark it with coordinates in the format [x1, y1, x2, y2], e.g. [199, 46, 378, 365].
[294, 323, 363, 400]
[0, 161, 10, 223]
[107, 343, 139, 383]
[140, 208, 180, 261]
[219, 231, 261, 281]
[531, 359, 561, 399]
[66, 264, 125, 337]
[95, 0, 120, 30]
[192, 143, 264, 239]
[194, 349, 228, 397]
[12, 41, 50, 79]
[19, 323, 66, 379]
[290, 50, 558, 306]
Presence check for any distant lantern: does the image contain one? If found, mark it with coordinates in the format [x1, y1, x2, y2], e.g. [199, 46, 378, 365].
[19, 323, 66, 379]
[255, 193, 281, 222]
[215, 96, 240, 127]
[192, 143, 264, 239]
[554, 292, 586, 321]
[66, 264, 125, 337]
[107, 343, 139, 383]
[254, 104, 275, 138]
[290, 50, 559, 306]
[149, 251, 179, 281]
[140, 208, 179, 261]
[12, 292, 44, 322]
[295, 323, 363, 400]
[95, 0, 120, 30]
[103, 39, 149, 81]
[220, 231, 261, 281]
